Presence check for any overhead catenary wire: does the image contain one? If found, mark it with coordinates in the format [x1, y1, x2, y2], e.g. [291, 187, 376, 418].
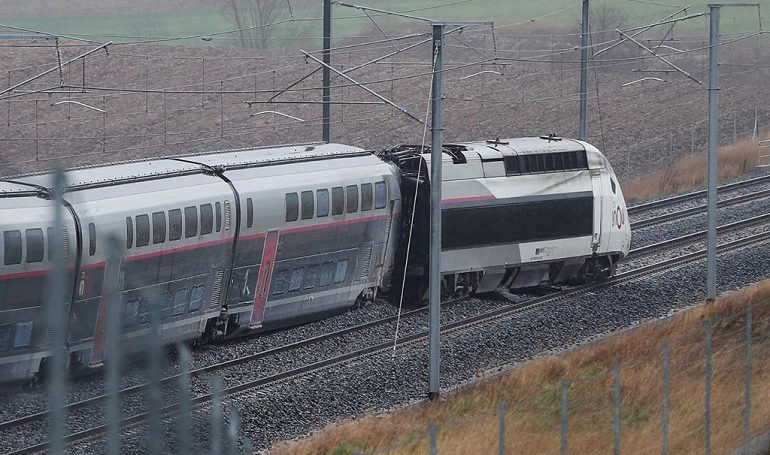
[392, 41, 439, 359]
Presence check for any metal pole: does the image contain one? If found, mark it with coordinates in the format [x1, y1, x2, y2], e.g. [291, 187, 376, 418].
[104, 238, 122, 455]
[613, 364, 621, 455]
[705, 318, 713, 455]
[322, 0, 331, 143]
[498, 402, 506, 455]
[706, 5, 720, 301]
[561, 380, 570, 455]
[744, 304, 753, 447]
[579, 0, 589, 141]
[178, 344, 192, 455]
[662, 341, 670, 455]
[428, 22, 444, 402]
[149, 292, 163, 455]
[211, 377, 223, 455]
[46, 169, 67, 455]
[429, 423, 438, 455]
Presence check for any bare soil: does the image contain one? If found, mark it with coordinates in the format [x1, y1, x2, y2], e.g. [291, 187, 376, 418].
[1, 24, 769, 182]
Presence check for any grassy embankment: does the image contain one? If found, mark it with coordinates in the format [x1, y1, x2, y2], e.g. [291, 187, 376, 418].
[273, 280, 770, 455]
[623, 133, 769, 203]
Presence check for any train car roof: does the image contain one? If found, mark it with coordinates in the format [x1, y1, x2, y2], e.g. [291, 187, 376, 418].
[3, 142, 371, 192]
[451, 136, 587, 156]
[184, 143, 368, 169]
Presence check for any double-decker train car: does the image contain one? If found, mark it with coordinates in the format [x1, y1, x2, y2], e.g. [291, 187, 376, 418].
[0, 143, 401, 382]
[0, 136, 630, 384]
[0, 181, 78, 382]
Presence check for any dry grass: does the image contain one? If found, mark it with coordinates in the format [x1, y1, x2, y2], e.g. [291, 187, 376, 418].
[622, 133, 770, 204]
[271, 279, 770, 455]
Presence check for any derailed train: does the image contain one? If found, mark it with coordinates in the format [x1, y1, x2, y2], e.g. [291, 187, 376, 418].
[0, 136, 630, 383]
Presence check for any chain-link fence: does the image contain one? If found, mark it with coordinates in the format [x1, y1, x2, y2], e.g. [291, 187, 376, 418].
[356, 300, 770, 455]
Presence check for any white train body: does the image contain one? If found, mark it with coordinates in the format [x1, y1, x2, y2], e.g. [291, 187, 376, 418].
[387, 136, 631, 298]
[0, 136, 629, 383]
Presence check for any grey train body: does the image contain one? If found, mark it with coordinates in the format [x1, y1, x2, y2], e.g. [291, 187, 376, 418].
[0, 137, 630, 383]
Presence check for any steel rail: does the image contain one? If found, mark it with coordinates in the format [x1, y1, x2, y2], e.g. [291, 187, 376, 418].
[630, 188, 770, 230]
[8, 226, 770, 455]
[627, 174, 770, 215]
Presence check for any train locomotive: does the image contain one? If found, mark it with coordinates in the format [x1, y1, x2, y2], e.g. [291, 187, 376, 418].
[0, 136, 630, 383]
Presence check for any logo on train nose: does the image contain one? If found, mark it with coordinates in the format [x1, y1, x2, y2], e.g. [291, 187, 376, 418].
[612, 206, 624, 229]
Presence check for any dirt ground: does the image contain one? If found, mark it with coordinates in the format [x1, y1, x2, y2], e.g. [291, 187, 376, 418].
[1, 24, 768, 180]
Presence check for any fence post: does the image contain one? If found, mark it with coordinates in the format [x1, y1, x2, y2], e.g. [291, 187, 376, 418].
[705, 319, 712, 455]
[242, 438, 253, 455]
[429, 423, 438, 455]
[744, 304, 753, 447]
[227, 404, 241, 455]
[149, 290, 163, 455]
[178, 344, 192, 455]
[561, 380, 570, 455]
[46, 169, 67, 455]
[498, 402, 506, 455]
[613, 364, 621, 455]
[104, 237, 123, 455]
[212, 377, 223, 455]
[662, 341, 670, 455]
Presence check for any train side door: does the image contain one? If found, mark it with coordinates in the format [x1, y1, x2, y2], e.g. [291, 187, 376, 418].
[590, 171, 604, 251]
[249, 230, 280, 328]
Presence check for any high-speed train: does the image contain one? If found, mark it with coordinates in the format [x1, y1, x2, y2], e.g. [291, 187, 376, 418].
[0, 136, 630, 383]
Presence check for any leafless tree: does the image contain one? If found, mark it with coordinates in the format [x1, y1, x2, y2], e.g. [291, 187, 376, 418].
[591, 4, 629, 46]
[220, 0, 283, 49]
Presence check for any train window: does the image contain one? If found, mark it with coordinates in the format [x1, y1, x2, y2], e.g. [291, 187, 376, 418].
[0, 324, 10, 351]
[158, 292, 174, 320]
[304, 264, 319, 289]
[610, 178, 617, 194]
[334, 260, 348, 284]
[184, 206, 198, 238]
[554, 153, 564, 170]
[26, 228, 44, 263]
[575, 150, 588, 168]
[246, 198, 254, 228]
[124, 299, 140, 327]
[331, 187, 344, 215]
[152, 212, 166, 244]
[125, 217, 133, 249]
[189, 285, 205, 312]
[317, 189, 329, 217]
[346, 185, 358, 213]
[271, 270, 290, 296]
[13, 321, 33, 349]
[201, 204, 214, 235]
[169, 209, 182, 241]
[3, 230, 22, 265]
[289, 268, 304, 292]
[285, 193, 299, 222]
[361, 183, 373, 211]
[215, 202, 222, 232]
[375, 181, 388, 209]
[319, 262, 334, 286]
[136, 215, 150, 247]
[172, 288, 189, 316]
[301, 191, 314, 220]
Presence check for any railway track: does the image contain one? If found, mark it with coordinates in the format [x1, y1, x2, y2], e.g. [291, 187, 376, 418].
[630, 187, 770, 230]
[627, 173, 770, 216]
[5, 207, 769, 455]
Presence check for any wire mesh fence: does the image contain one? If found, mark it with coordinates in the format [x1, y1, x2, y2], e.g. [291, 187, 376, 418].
[356, 301, 770, 455]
